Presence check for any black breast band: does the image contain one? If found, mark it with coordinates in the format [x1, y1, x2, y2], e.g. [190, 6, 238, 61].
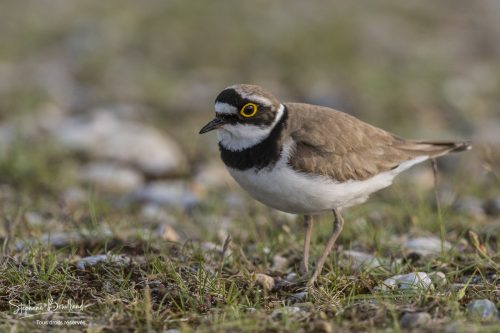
[219, 107, 288, 171]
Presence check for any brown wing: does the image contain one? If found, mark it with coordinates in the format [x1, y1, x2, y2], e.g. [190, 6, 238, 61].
[285, 103, 470, 182]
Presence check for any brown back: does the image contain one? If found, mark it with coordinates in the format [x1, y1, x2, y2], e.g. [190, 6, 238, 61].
[285, 103, 470, 182]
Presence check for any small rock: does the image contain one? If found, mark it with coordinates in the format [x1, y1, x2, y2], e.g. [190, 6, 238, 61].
[271, 306, 304, 319]
[194, 162, 236, 190]
[15, 232, 82, 250]
[79, 162, 144, 193]
[140, 204, 178, 224]
[53, 111, 187, 176]
[342, 250, 383, 270]
[453, 196, 485, 217]
[202, 242, 224, 254]
[132, 181, 199, 209]
[62, 187, 87, 206]
[403, 237, 451, 256]
[157, 224, 180, 242]
[288, 292, 308, 303]
[24, 212, 44, 226]
[484, 197, 500, 216]
[0, 123, 15, 153]
[255, 273, 275, 291]
[400, 312, 431, 329]
[163, 329, 180, 333]
[76, 254, 131, 270]
[271, 255, 288, 271]
[428, 271, 447, 287]
[378, 272, 433, 291]
[466, 299, 498, 321]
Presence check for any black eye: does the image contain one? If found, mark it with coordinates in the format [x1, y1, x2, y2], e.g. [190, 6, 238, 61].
[240, 103, 258, 117]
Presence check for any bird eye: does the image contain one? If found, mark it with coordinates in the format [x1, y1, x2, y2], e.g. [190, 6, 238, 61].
[240, 103, 258, 118]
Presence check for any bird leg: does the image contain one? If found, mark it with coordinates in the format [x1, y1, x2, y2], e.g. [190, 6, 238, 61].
[308, 208, 344, 286]
[300, 215, 314, 275]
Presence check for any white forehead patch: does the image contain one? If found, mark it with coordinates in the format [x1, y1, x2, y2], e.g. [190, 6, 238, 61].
[215, 102, 237, 114]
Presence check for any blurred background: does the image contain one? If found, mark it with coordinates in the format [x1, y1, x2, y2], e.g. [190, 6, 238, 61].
[1, 1, 499, 331]
[1, 0, 500, 226]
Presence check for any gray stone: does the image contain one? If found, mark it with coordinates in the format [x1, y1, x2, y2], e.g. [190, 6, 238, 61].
[288, 292, 308, 303]
[15, 232, 82, 250]
[400, 312, 431, 329]
[484, 197, 500, 216]
[79, 162, 144, 193]
[62, 187, 87, 206]
[132, 181, 199, 209]
[53, 111, 187, 176]
[140, 204, 178, 224]
[0, 123, 15, 153]
[270, 306, 304, 319]
[428, 271, 447, 287]
[403, 237, 451, 256]
[271, 255, 288, 271]
[377, 272, 433, 291]
[201, 241, 232, 256]
[453, 196, 485, 217]
[76, 254, 131, 270]
[194, 162, 236, 190]
[342, 250, 383, 270]
[466, 299, 498, 321]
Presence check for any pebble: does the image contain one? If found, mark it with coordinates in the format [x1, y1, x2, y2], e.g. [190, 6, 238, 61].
[288, 292, 308, 303]
[452, 196, 485, 217]
[484, 197, 500, 216]
[162, 330, 180, 333]
[400, 312, 431, 329]
[466, 299, 498, 321]
[342, 250, 383, 270]
[131, 181, 199, 209]
[62, 187, 87, 206]
[76, 254, 131, 270]
[157, 224, 180, 242]
[255, 273, 275, 291]
[140, 204, 178, 225]
[270, 306, 304, 319]
[194, 162, 236, 190]
[271, 255, 289, 271]
[24, 212, 44, 226]
[428, 271, 447, 287]
[79, 162, 144, 193]
[403, 237, 451, 256]
[53, 111, 187, 176]
[15, 232, 81, 250]
[377, 272, 433, 291]
[285, 272, 298, 282]
[0, 123, 15, 153]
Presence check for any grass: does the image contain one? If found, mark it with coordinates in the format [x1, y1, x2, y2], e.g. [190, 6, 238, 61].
[0, 141, 498, 332]
[0, 1, 499, 331]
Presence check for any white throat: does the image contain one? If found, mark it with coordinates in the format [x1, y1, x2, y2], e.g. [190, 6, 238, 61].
[217, 104, 285, 152]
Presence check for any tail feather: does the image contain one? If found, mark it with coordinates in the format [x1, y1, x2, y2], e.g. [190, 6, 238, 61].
[397, 140, 471, 158]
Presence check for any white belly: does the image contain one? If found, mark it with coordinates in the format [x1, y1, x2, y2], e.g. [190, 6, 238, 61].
[227, 142, 428, 214]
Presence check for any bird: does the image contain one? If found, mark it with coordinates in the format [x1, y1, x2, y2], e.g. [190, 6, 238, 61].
[199, 84, 471, 286]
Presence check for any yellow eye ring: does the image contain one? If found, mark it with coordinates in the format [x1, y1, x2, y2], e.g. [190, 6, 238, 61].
[239, 103, 258, 118]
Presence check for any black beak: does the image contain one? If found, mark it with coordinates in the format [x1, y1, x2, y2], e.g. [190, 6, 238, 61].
[199, 117, 225, 134]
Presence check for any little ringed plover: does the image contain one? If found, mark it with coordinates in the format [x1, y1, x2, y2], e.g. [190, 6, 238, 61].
[199, 84, 471, 285]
